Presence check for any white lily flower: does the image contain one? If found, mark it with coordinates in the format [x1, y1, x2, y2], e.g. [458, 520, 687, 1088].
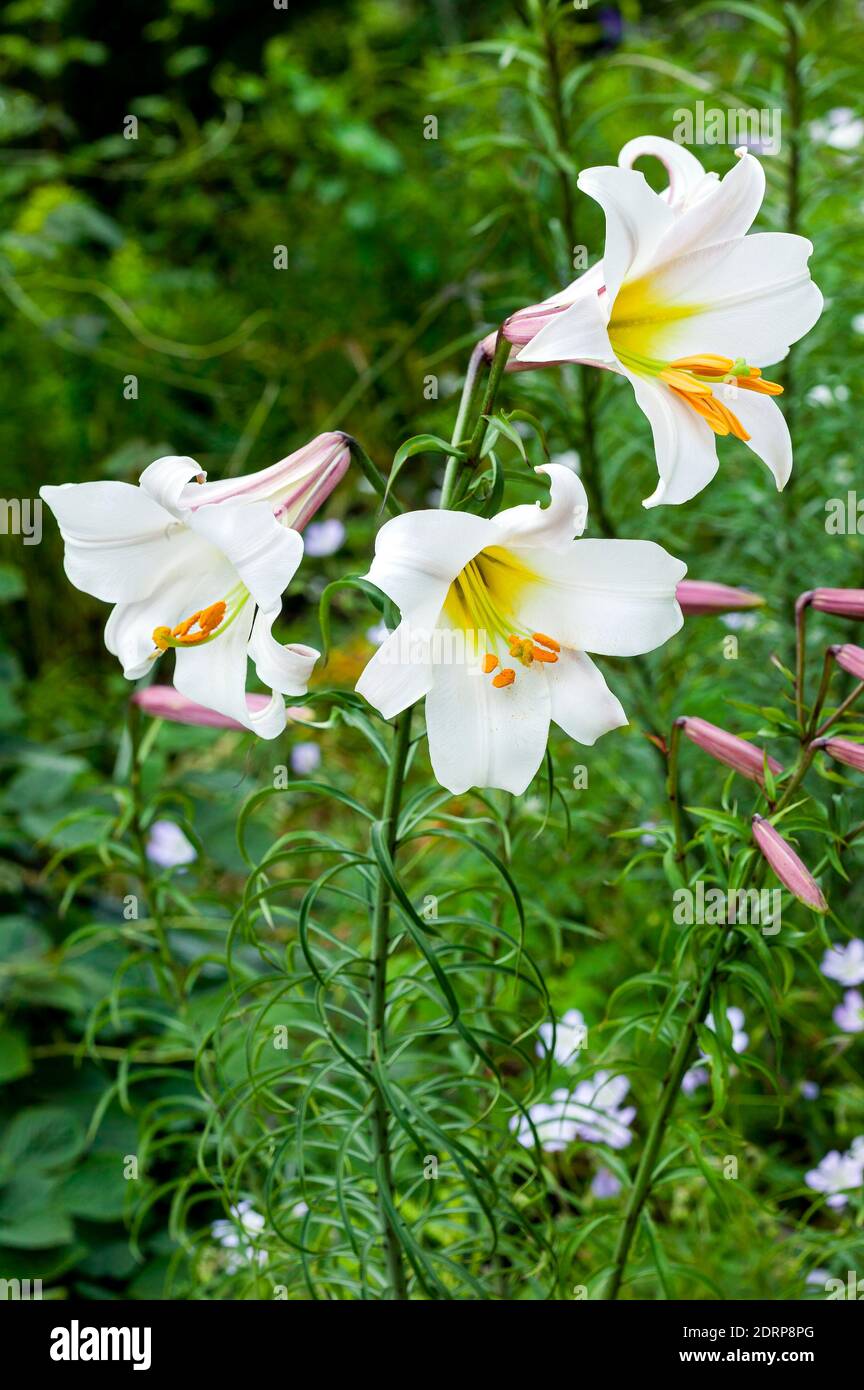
[355, 464, 686, 795]
[519, 141, 823, 507]
[41, 433, 351, 737]
[482, 136, 717, 371]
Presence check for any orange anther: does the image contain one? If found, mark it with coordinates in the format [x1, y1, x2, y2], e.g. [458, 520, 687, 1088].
[152, 626, 172, 651]
[199, 601, 227, 632]
[492, 668, 516, 689]
[482, 653, 499, 674]
[532, 632, 560, 653]
[530, 645, 558, 663]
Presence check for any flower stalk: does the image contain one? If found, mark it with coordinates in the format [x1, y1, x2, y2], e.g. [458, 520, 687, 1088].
[367, 705, 413, 1299]
[605, 735, 820, 1299]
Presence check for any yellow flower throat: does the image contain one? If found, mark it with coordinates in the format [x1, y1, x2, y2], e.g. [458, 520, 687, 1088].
[444, 547, 560, 690]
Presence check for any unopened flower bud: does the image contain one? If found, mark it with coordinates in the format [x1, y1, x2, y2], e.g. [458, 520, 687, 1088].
[678, 717, 781, 785]
[751, 815, 827, 912]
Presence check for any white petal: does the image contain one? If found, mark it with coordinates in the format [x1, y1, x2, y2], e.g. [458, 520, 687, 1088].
[105, 543, 235, 679]
[138, 455, 206, 516]
[516, 264, 616, 367]
[631, 233, 823, 367]
[424, 655, 551, 796]
[355, 623, 434, 719]
[618, 136, 708, 209]
[515, 538, 686, 656]
[626, 371, 720, 508]
[655, 149, 765, 259]
[248, 608, 319, 696]
[172, 603, 286, 739]
[546, 650, 628, 744]
[576, 165, 675, 303]
[728, 389, 793, 489]
[40, 481, 175, 604]
[187, 501, 303, 612]
[492, 465, 588, 552]
[363, 510, 494, 622]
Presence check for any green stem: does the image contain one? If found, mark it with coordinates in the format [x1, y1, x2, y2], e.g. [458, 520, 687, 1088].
[346, 436, 404, 517]
[814, 679, 864, 738]
[795, 592, 812, 729]
[666, 720, 687, 865]
[127, 705, 184, 1006]
[605, 922, 728, 1300]
[440, 333, 511, 510]
[367, 706, 413, 1300]
[604, 738, 813, 1299]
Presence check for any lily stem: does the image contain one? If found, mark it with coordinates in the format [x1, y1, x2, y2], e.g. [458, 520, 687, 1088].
[604, 737, 813, 1299]
[367, 705, 413, 1299]
[127, 704, 184, 1007]
[440, 332, 511, 510]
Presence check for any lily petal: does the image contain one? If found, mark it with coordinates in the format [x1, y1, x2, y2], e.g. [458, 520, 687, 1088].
[656, 148, 766, 259]
[515, 538, 686, 655]
[516, 265, 616, 367]
[248, 608, 319, 698]
[618, 135, 710, 209]
[104, 544, 235, 679]
[364, 510, 495, 622]
[575, 165, 675, 303]
[39, 482, 176, 604]
[492, 465, 589, 552]
[727, 388, 793, 490]
[424, 647, 551, 795]
[188, 500, 304, 612]
[355, 623, 434, 720]
[139, 455, 206, 515]
[631, 233, 823, 367]
[547, 650, 628, 744]
[625, 370, 720, 508]
[172, 601, 285, 738]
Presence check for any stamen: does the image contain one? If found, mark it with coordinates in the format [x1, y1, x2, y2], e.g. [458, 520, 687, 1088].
[482, 654, 499, 674]
[530, 645, 559, 664]
[492, 668, 515, 689]
[151, 599, 231, 652]
[533, 632, 560, 653]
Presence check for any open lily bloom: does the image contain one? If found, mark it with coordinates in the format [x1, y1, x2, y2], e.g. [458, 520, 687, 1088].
[481, 137, 720, 371]
[355, 464, 685, 795]
[41, 433, 350, 737]
[514, 141, 823, 507]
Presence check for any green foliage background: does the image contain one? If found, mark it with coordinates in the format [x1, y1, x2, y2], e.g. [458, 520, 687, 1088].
[0, 0, 862, 1299]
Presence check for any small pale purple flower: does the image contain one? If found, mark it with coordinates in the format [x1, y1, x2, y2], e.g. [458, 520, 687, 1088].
[146, 819, 196, 868]
[303, 518, 346, 557]
[805, 1150, 863, 1209]
[800, 1080, 821, 1101]
[833, 989, 864, 1034]
[510, 1072, 636, 1153]
[682, 1065, 710, 1095]
[821, 939, 864, 987]
[291, 741, 321, 775]
[591, 1167, 622, 1199]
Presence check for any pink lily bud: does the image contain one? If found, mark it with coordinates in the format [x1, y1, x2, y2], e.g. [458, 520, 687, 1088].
[811, 589, 864, 620]
[832, 644, 864, 681]
[185, 431, 351, 533]
[676, 580, 764, 617]
[751, 815, 827, 912]
[812, 736, 864, 773]
[133, 685, 312, 731]
[677, 717, 782, 785]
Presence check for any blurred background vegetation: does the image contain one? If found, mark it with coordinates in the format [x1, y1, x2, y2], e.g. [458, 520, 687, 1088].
[1, 0, 863, 1299]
